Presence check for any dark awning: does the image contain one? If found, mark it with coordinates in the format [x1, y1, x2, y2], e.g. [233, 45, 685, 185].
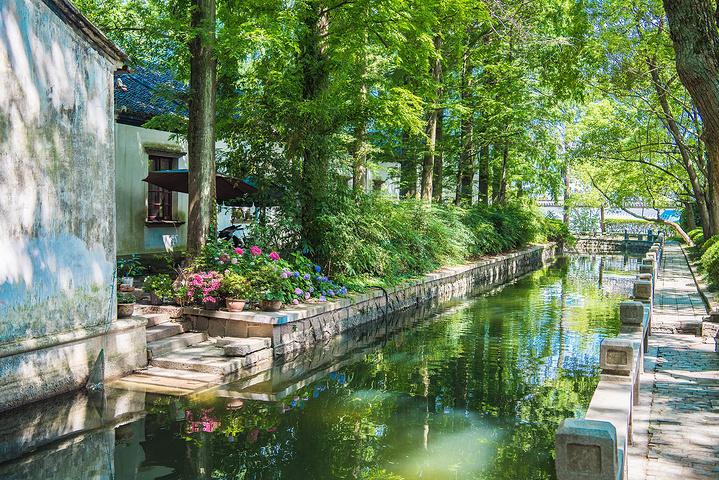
[142, 169, 257, 202]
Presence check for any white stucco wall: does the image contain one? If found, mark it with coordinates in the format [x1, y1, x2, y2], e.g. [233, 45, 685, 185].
[115, 122, 188, 255]
[0, 0, 146, 412]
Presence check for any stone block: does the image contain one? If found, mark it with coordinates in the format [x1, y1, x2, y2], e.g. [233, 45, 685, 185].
[638, 264, 653, 274]
[619, 301, 644, 326]
[223, 338, 272, 357]
[633, 280, 652, 300]
[600, 338, 636, 376]
[555, 418, 618, 480]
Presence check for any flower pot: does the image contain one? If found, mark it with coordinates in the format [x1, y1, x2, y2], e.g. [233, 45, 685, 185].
[203, 300, 219, 310]
[225, 298, 246, 312]
[120, 277, 134, 287]
[117, 303, 135, 318]
[260, 299, 283, 312]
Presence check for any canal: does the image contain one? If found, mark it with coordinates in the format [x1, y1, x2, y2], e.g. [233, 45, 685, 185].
[0, 254, 640, 480]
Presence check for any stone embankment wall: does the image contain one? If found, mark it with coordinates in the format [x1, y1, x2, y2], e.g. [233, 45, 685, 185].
[187, 244, 559, 358]
[0, 0, 146, 413]
[566, 236, 655, 255]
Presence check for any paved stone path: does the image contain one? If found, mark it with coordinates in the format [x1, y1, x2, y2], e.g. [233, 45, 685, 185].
[630, 244, 719, 480]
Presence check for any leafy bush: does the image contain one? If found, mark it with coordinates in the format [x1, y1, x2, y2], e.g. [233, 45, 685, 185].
[143, 274, 174, 299]
[701, 240, 719, 287]
[463, 202, 541, 255]
[117, 292, 136, 304]
[220, 272, 253, 299]
[314, 195, 474, 281]
[688, 228, 704, 244]
[702, 235, 719, 252]
[540, 217, 575, 245]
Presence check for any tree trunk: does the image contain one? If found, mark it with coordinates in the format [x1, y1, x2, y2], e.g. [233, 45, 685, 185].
[562, 163, 570, 225]
[298, 1, 330, 253]
[662, 0, 719, 236]
[432, 108, 444, 202]
[400, 132, 417, 198]
[477, 144, 489, 206]
[421, 36, 443, 203]
[492, 144, 508, 203]
[456, 52, 474, 206]
[187, 0, 217, 254]
[685, 201, 697, 230]
[351, 118, 367, 193]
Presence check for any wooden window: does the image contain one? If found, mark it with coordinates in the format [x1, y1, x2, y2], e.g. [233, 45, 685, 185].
[147, 154, 175, 221]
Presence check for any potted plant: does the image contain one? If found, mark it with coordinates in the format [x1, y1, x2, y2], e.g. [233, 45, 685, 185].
[143, 274, 174, 305]
[117, 255, 145, 287]
[220, 272, 252, 312]
[250, 265, 290, 311]
[185, 271, 223, 310]
[117, 292, 136, 318]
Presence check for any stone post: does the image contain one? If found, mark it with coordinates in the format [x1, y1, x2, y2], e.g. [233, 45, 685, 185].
[555, 419, 621, 480]
[600, 337, 641, 407]
[620, 300, 647, 353]
[633, 280, 652, 301]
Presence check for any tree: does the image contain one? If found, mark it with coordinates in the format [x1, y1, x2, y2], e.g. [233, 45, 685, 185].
[187, 0, 218, 253]
[662, 0, 719, 237]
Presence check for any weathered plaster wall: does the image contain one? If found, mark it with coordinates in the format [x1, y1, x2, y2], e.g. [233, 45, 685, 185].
[0, 0, 145, 411]
[115, 122, 188, 255]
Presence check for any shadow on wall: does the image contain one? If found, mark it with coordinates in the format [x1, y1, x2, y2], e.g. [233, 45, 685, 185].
[0, 0, 115, 347]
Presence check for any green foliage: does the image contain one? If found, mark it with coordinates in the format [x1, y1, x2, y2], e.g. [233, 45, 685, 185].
[310, 194, 473, 283]
[117, 255, 145, 277]
[540, 217, 575, 245]
[701, 240, 719, 287]
[702, 235, 719, 252]
[689, 228, 705, 246]
[248, 264, 293, 303]
[219, 271, 253, 299]
[117, 292, 136, 304]
[464, 202, 541, 256]
[143, 274, 174, 299]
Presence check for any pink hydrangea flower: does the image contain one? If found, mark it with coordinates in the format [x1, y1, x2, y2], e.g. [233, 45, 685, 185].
[250, 246, 262, 256]
[269, 251, 280, 261]
[234, 247, 244, 255]
[292, 298, 299, 305]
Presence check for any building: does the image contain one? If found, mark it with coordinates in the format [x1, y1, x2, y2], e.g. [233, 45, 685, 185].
[114, 67, 191, 256]
[0, 0, 146, 411]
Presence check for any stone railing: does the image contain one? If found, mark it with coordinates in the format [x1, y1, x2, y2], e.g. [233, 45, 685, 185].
[554, 239, 664, 480]
[566, 233, 661, 255]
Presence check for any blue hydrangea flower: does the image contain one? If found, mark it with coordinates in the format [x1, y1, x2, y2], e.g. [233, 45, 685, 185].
[303, 273, 310, 280]
[314, 265, 321, 272]
[293, 271, 300, 278]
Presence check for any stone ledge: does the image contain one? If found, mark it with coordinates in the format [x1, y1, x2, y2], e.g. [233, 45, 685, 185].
[0, 317, 146, 359]
[679, 244, 716, 340]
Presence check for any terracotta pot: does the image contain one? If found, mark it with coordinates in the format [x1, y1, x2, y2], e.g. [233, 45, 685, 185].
[260, 299, 283, 312]
[225, 298, 247, 312]
[117, 303, 135, 318]
[203, 300, 220, 310]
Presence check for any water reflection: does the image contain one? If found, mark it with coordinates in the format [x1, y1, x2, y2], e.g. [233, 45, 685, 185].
[0, 255, 640, 480]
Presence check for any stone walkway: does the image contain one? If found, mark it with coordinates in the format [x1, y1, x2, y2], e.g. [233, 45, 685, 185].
[629, 244, 719, 480]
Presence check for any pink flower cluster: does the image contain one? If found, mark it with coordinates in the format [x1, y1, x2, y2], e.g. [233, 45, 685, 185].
[187, 271, 223, 304]
[185, 409, 220, 433]
[250, 245, 262, 256]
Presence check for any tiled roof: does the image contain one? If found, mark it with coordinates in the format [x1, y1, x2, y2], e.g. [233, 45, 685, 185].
[114, 67, 186, 126]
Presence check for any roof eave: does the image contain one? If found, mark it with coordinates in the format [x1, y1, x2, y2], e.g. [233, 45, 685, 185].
[43, 0, 129, 66]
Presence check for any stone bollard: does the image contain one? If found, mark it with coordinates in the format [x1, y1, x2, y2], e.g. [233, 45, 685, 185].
[638, 263, 653, 275]
[621, 300, 649, 353]
[633, 280, 652, 301]
[601, 338, 641, 408]
[555, 419, 620, 480]
[642, 257, 657, 277]
[637, 272, 653, 293]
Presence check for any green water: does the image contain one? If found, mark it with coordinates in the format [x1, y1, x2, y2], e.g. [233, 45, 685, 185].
[0, 256, 637, 480]
[116, 255, 636, 480]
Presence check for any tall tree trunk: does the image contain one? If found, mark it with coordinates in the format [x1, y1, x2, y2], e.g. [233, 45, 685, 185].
[685, 201, 697, 230]
[492, 144, 508, 203]
[478, 143, 490, 206]
[421, 35, 442, 203]
[562, 163, 570, 225]
[456, 52, 474, 206]
[351, 117, 367, 193]
[299, 1, 330, 254]
[400, 131, 417, 197]
[432, 108, 444, 202]
[647, 55, 713, 236]
[187, 0, 217, 254]
[662, 0, 719, 237]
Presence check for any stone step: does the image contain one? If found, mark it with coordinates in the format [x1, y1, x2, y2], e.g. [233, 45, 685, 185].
[150, 342, 273, 376]
[215, 337, 272, 357]
[134, 304, 183, 317]
[146, 323, 185, 343]
[142, 313, 171, 327]
[147, 332, 207, 359]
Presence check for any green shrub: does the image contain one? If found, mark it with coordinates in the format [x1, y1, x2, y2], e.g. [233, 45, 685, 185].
[688, 228, 704, 242]
[143, 274, 174, 298]
[540, 217, 575, 245]
[701, 240, 719, 286]
[117, 292, 136, 304]
[702, 235, 719, 252]
[463, 202, 541, 255]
